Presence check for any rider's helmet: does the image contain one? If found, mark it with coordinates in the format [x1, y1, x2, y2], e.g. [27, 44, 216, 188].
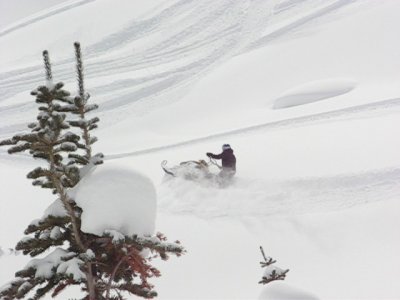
[222, 144, 231, 151]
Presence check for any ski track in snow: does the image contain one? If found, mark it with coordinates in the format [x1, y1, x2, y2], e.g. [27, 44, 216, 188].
[0, 0, 96, 38]
[245, 0, 356, 52]
[0, 0, 357, 132]
[106, 96, 400, 159]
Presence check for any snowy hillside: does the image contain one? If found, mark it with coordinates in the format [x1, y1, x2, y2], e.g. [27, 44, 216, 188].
[1, 0, 400, 299]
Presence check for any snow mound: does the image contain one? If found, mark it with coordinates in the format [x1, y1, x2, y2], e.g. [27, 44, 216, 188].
[259, 282, 320, 300]
[72, 164, 157, 237]
[273, 79, 356, 109]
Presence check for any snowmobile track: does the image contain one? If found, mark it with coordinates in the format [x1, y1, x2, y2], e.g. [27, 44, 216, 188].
[106, 96, 400, 160]
[0, 0, 357, 131]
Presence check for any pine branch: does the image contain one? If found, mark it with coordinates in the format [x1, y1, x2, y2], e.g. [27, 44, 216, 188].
[117, 283, 157, 299]
[0, 278, 35, 300]
[8, 142, 31, 154]
[105, 255, 127, 299]
[25, 215, 70, 235]
[52, 279, 78, 297]
[85, 104, 99, 113]
[259, 246, 276, 267]
[16, 231, 68, 256]
[68, 153, 89, 165]
[259, 268, 289, 284]
[27, 167, 52, 179]
[33, 279, 58, 300]
[0, 137, 17, 146]
[134, 234, 185, 258]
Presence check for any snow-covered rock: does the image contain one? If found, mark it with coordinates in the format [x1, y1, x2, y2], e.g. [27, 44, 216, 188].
[273, 79, 356, 109]
[71, 163, 157, 237]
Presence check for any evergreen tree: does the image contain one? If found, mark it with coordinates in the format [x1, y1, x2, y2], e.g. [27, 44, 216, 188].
[0, 45, 183, 300]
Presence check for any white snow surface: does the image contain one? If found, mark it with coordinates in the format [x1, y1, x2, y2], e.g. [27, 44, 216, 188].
[273, 79, 357, 109]
[71, 163, 157, 237]
[0, 0, 400, 299]
[259, 282, 320, 300]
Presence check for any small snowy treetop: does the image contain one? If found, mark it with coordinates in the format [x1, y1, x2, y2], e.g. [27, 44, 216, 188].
[71, 163, 157, 236]
[259, 246, 289, 285]
[263, 265, 289, 279]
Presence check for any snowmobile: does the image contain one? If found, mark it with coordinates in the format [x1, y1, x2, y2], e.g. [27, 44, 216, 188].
[161, 157, 222, 181]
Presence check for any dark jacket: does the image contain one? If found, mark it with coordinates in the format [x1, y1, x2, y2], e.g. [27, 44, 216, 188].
[208, 149, 236, 171]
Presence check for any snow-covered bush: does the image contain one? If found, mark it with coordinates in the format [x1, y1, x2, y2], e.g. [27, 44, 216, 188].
[0, 44, 183, 300]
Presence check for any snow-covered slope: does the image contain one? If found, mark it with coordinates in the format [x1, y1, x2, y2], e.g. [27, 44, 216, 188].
[0, 0, 399, 299]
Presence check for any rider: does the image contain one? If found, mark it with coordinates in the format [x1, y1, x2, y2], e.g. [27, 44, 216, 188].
[206, 144, 236, 178]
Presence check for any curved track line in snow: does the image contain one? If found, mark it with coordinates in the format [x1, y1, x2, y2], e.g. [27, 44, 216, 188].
[247, 0, 356, 51]
[0, 0, 354, 129]
[106, 97, 400, 160]
[4, 97, 398, 162]
[0, 0, 96, 38]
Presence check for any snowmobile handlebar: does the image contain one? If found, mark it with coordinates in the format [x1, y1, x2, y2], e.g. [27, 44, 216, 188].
[208, 157, 222, 169]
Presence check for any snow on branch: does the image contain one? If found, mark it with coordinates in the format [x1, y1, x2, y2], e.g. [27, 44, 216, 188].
[104, 229, 126, 244]
[19, 248, 76, 279]
[57, 256, 86, 281]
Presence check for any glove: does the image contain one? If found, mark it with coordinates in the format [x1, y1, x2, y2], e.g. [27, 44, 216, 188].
[206, 152, 212, 157]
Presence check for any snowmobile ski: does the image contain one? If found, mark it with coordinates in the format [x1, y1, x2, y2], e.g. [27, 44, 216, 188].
[161, 160, 176, 176]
